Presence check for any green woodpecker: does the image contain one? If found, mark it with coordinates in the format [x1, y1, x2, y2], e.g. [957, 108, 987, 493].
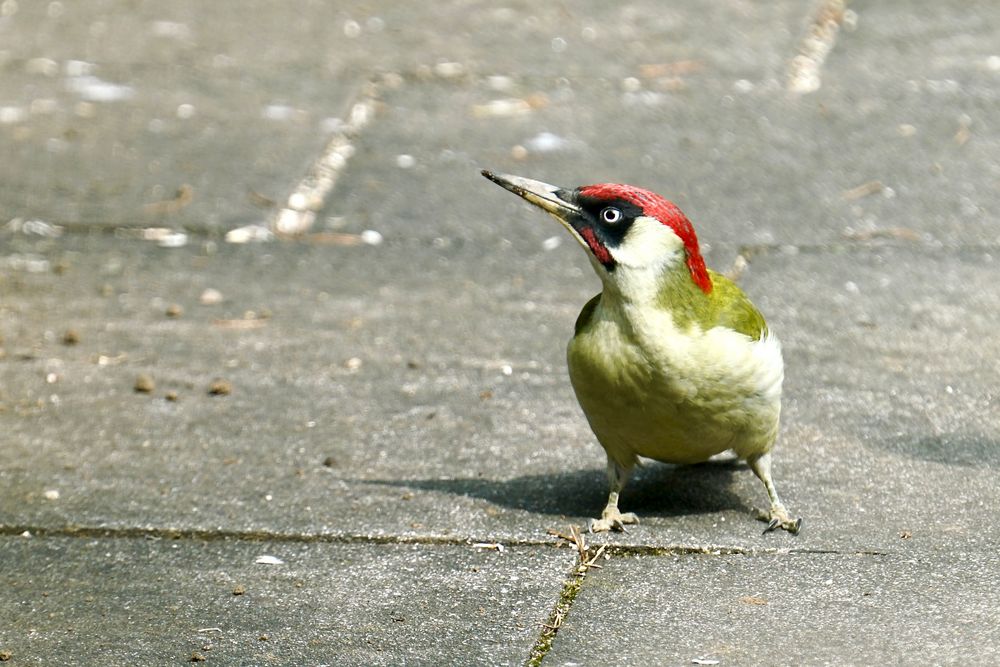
[482, 170, 801, 535]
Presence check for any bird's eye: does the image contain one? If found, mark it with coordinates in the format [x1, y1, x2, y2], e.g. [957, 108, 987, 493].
[600, 207, 623, 224]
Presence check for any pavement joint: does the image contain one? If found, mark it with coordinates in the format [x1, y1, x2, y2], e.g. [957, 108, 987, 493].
[525, 540, 889, 665]
[0, 523, 557, 548]
[0, 523, 890, 558]
[788, 0, 852, 93]
[268, 78, 380, 237]
[10, 215, 999, 256]
[527, 570, 584, 666]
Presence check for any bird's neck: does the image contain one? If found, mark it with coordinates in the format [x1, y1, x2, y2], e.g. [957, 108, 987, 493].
[598, 260, 714, 336]
[599, 258, 692, 306]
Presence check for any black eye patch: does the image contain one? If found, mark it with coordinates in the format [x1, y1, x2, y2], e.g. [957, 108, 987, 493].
[575, 195, 643, 248]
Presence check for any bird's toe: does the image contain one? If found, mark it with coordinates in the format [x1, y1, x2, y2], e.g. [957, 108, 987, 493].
[756, 507, 803, 535]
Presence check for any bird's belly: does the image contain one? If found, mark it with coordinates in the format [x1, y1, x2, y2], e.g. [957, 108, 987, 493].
[567, 323, 781, 465]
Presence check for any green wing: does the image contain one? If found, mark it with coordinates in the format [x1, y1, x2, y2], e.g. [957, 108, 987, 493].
[574, 293, 602, 336]
[706, 269, 768, 341]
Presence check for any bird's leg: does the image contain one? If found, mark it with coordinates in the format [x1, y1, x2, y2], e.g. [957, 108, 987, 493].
[747, 452, 802, 534]
[588, 457, 639, 533]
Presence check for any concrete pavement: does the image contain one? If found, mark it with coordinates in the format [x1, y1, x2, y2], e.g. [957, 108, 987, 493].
[2, 1, 999, 664]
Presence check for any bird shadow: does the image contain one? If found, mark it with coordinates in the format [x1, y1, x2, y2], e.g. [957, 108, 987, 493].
[361, 457, 753, 519]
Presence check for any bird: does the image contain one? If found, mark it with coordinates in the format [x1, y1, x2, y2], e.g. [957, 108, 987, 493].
[482, 170, 801, 534]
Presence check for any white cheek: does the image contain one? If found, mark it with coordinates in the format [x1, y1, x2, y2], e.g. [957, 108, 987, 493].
[607, 216, 684, 269]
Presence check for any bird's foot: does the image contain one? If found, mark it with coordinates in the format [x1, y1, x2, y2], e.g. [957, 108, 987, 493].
[588, 510, 639, 533]
[756, 505, 802, 535]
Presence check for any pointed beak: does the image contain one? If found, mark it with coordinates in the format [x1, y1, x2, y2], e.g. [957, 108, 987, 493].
[481, 170, 582, 223]
[483, 169, 617, 270]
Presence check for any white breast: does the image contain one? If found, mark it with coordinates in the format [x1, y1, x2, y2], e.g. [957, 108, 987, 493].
[569, 298, 783, 464]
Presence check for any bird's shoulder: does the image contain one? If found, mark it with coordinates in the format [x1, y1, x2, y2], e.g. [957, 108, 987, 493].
[574, 292, 602, 336]
[704, 269, 768, 341]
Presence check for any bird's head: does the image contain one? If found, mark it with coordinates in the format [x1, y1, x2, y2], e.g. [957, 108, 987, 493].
[482, 170, 711, 296]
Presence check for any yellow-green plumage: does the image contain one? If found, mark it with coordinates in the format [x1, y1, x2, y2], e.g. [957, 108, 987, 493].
[568, 267, 781, 469]
[481, 170, 801, 534]
[577, 269, 767, 340]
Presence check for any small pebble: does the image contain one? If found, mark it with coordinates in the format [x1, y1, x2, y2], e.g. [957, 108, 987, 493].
[486, 75, 515, 92]
[62, 329, 80, 345]
[542, 236, 562, 251]
[525, 131, 568, 153]
[232, 585, 246, 596]
[343, 19, 361, 38]
[208, 378, 232, 396]
[43, 489, 60, 500]
[472, 98, 532, 118]
[165, 390, 179, 402]
[189, 653, 206, 663]
[255, 555, 284, 565]
[622, 77, 642, 93]
[199, 288, 223, 305]
[322, 456, 337, 468]
[165, 303, 183, 318]
[433, 61, 465, 78]
[135, 373, 155, 393]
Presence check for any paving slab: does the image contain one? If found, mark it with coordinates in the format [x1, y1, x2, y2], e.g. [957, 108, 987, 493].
[322, 0, 999, 254]
[0, 534, 571, 666]
[0, 0, 810, 81]
[815, 0, 1000, 249]
[0, 0, 813, 232]
[1, 234, 997, 555]
[1, 1, 998, 665]
[329, 78, 998, 258]
[546, 550, 1000, 666]
[0, 1, 364, 230]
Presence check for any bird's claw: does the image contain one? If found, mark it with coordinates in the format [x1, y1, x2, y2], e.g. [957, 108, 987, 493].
[756, 507, 802, 535]
[588, 512, 639, 533]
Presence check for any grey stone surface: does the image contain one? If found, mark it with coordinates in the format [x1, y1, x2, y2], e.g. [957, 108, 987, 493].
[0, 535, 571, 666]
[546, 550, 1000, 666]
[0, 1, 362, 230]
[324, 0, 999, 253]
[2, 238, 997, 554]
[1, 0, 999, 664]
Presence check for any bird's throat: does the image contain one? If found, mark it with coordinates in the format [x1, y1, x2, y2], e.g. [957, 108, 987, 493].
[578, 226, 614, 268]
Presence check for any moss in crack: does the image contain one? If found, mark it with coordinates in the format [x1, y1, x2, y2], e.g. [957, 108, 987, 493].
[526, 574, 585, 666]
